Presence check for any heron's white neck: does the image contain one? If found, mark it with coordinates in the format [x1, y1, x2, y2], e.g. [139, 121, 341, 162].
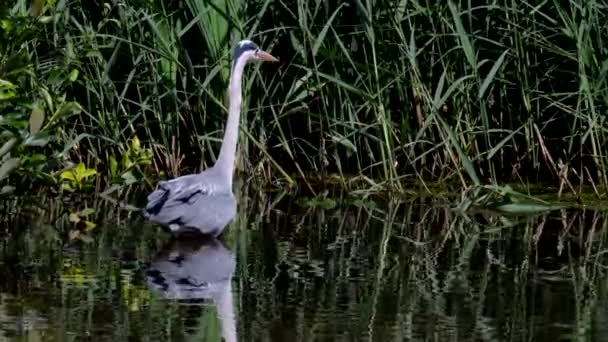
[214, 56, 248, 185]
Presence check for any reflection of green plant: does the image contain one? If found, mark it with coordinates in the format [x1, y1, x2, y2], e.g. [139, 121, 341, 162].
[60, 162, 97, 192]
[68, 207, 96, 243]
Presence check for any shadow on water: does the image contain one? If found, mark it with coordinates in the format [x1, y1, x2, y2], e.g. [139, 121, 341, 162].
[1, 193, 608, 341]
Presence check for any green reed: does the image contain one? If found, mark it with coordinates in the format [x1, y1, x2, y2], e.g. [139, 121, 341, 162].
[1, 0, 607, 203]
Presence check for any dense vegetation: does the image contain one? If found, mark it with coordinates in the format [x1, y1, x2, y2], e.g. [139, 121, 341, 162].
[1, 0, 607, 203]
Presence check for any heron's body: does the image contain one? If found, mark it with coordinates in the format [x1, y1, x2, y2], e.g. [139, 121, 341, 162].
[144, 167, 237, 236]
[143, 40, 278, 236]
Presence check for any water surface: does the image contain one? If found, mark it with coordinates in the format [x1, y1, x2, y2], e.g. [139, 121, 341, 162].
[1, 196, 608, 341]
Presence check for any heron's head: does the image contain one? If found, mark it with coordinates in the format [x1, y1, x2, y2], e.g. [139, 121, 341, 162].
[232, 40, 279, 67]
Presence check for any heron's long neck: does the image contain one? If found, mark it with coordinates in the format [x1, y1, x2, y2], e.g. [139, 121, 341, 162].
[215, 57, 247, 184]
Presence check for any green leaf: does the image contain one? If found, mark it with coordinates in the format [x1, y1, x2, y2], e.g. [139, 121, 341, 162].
[0, 137, 18, 157]
[55, 101, 82, 118]
[69, 212, 80, 222]
[68, 69, 79, 82]
[39, 87, 53, 113]
[121, 171, 138, 185]
[0, 90, 16, 101]
[312, 4, 345, 57]
[79, 207, 95, 216]
[24, 131, 51, 147]
[0, 185, 15, 195]
[84, 220, 96, 231]
[479, 49, 509, 99]
[109, 156, 118, 176]
[75, 162, 86, 175]
[80, 168, 97, 179]
[448, 0, 477, 69]
[0, 158, 20, 180]
[60, 170, 76, 181]
[436, 115, 480, 186]
[131, 135, 141, 151]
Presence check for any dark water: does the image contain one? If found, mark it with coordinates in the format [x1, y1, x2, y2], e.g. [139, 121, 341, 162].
[1, 195, 608, 341]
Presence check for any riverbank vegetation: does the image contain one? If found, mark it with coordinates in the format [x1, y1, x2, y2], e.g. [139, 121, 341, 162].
[1, 0, 607, 206]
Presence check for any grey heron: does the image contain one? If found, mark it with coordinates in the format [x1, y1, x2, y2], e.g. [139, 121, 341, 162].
[144, 40, 278, 237]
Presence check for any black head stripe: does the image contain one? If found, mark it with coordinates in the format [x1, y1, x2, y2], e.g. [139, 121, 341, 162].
[232, 40, 259, 68]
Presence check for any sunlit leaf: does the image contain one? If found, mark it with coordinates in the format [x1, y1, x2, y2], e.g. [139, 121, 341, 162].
[0, 91, 16, 100]
[84, 220, 96, 231]
[69, 212, 80, 222]
[68, 69, 79, 82]
[29, 104, 45, 134]
[60, 170, 76, 181]
[131, 135, 141, 151]
[75, 162, 86, 175]
[80, 168, 97, 179]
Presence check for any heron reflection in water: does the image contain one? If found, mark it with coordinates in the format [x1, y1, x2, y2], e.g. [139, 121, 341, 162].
[144, 234, 237, 341]
[144, 40, 279, 236]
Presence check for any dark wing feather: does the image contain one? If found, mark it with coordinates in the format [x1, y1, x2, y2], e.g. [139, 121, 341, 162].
[144, 179, 209, 218]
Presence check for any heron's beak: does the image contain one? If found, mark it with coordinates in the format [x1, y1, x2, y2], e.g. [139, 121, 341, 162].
[256, 50, 279, 62]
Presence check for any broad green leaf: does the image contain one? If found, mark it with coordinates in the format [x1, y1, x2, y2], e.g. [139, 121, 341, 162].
[0, 79, 16, 89]
[0, 91, 16, 100]
[24, 132, 51, 147]
[75, 162, 86, 175]
[80, 168, 97, 179]
[84, 220, 96, 231]
[68, 69, 79, 82]
[29, 103, 45, 134]
[60, 170, 76, 181]
[131, 135, 141, 151]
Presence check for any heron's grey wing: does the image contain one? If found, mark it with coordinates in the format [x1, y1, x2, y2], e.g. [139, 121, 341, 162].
[145, 177, 236, 235]
[145, 173, 201, 214]
[145, 177, 209, 219]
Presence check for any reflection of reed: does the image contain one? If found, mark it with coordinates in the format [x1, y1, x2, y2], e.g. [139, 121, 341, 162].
[3, 194, 608, 341]
[236, 201, 608, 341]
[144, 235, 237, 341]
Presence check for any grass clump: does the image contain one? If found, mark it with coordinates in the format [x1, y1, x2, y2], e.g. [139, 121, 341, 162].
[0, 0, 607, 205]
